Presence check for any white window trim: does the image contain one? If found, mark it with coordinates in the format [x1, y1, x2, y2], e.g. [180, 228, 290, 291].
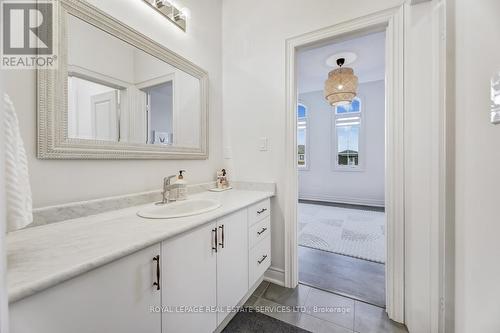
[331, 97, 365, 172]
[298, 102, 310, 171]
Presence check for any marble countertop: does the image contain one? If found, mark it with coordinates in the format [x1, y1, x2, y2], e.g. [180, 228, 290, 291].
[7, 189, 274, 303]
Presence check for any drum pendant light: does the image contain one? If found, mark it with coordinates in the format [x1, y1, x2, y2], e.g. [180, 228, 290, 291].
[324, 58, 358, 106]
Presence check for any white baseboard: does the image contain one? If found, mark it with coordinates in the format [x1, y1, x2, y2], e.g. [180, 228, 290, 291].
[298, 193, 385, 207]
[264, 266, 285, 286]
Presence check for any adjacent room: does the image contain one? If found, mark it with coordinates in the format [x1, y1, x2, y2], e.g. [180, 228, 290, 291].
[297, 32, 387, 307]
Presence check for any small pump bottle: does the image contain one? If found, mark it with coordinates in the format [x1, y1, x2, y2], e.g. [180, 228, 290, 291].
[175, 170, 188, 200]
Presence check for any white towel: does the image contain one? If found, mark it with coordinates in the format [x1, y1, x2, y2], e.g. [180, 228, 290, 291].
[0, 87, 9, 332]
[4, 93, 32, 232]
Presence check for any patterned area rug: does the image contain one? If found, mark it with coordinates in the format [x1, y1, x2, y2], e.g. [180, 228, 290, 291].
[298, 203, 386, 263]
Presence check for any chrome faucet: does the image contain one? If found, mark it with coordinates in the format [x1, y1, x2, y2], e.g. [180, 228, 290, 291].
[157, 175, 177, 205]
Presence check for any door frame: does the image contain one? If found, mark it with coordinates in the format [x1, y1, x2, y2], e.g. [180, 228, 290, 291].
[284, 6, 406, 322]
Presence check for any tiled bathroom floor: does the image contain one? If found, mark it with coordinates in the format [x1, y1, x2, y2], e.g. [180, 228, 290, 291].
[237, 281, 408, 333]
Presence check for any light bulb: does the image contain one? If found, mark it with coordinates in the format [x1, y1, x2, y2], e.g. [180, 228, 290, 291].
[162, 0, 173, 7]
[179, 7, 191, 19]
[337, 84, 344, 90]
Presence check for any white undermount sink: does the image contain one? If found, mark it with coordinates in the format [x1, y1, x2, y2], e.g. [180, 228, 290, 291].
[137, 198, 221, 219]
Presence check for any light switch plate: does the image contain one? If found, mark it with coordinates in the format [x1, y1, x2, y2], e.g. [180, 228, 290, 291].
[259, 137, 268, 151]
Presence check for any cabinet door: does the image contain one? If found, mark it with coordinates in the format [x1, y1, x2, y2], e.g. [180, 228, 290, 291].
[216, 210, 249, 325]
[161, 222, 218, 333]
[10, 244, 162, 333]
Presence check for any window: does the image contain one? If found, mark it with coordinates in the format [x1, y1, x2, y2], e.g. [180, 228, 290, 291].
[333, 97, 362, 170]
[297, 103, 308, 169]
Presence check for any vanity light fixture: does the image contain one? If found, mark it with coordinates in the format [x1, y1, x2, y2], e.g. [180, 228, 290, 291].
[324, 58, 358, 106]
[142, 0, 187, 31]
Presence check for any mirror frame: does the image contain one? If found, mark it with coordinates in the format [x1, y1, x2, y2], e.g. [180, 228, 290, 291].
[37, 0, 209, 159]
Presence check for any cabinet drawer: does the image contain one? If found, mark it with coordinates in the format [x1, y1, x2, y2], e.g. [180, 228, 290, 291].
[249, 216, 271, 249]
[248, 199, 270, 226]
[249, 234, 271, 287]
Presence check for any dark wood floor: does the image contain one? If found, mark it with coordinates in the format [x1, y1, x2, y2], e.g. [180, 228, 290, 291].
[298, 246, 386, 307]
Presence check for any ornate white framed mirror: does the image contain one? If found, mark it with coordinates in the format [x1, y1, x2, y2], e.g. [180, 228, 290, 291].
[37, 0, 208, 159]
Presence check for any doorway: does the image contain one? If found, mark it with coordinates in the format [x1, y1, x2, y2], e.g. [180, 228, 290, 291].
[284, 7, 405, 322]
[296, 31, 387, 307]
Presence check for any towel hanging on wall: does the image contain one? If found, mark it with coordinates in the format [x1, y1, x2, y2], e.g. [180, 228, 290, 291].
[4, 93, 32, 232]
[0, 83, 9, 333]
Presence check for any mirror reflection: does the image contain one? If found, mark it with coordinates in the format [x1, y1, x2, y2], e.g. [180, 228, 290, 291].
[66, 14, 201, 148]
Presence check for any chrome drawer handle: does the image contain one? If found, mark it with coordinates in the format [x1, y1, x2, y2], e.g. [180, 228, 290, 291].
[257, 227, 267, 235]
[218, 224, 225, 249]
[212, 228, 218, 253]
[257, 255, 268, 264]
[257, 208, 267, 214]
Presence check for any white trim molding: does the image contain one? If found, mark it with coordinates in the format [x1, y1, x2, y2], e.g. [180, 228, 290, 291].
[385, 6, 406, 323]
[284, 5, 406, 323]
[264, 266, 285, 287]
[431, 1, 451, 332]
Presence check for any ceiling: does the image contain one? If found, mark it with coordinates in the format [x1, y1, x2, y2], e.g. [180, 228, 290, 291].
[297, 31, 386, 94]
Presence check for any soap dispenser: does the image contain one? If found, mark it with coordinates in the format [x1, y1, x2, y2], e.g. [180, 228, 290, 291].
[175, 170, 188, 200]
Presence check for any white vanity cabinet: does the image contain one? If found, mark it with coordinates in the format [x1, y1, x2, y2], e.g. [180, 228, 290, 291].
[161, 209, 249, 332]
[9, 197, 272, 333]
[161, 221, 218, 333]
[248, 200, 272, 287]
[216, 209, 249, 325]
[10, 244, 162, 333]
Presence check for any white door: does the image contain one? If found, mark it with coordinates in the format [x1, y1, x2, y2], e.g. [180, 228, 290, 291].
[161, 222, 218, 333]
[216, 210, 249, 325]
[121, 87, 147, 144]
[90, 90, 118, 141]
[10, 244, 162, 333]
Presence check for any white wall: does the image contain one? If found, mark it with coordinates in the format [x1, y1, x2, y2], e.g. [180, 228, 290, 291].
[4, 0, 223, 208]
[68, 14, 135, 84]
[298, 81, 385, 206]
[223, 0, 444, 331]
[455, 0, 500, 332]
